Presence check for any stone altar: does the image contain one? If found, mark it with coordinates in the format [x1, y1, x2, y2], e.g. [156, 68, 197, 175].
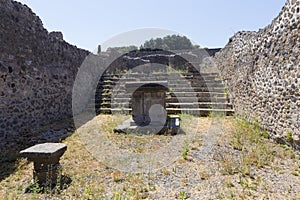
[114, 81, 169, 134]
[20, 143, 67, 186]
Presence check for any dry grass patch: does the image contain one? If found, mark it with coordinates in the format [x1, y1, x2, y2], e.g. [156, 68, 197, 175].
[1, 115, 299, 199]
[215, 117, 300, 199]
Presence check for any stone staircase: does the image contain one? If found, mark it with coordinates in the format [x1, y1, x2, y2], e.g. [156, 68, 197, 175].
[92, 72, 234, 116]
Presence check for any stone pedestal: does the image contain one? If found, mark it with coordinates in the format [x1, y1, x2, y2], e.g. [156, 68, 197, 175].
[20, 143, 67, 186]
[114, 81, 169, 134]
[126, 81, 168, 126]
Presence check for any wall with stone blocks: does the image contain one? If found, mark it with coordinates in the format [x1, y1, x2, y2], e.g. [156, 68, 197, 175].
[215, 0, 300, 145]
[0, 0, 89, 137]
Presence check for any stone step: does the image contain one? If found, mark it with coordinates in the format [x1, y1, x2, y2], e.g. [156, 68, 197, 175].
[99, 82, 225, 89]
[101, 74, 222, 80]
[100, 91, 226, 99]
[166, 107, 234, 112]
[166, 108, 234, 115]
[101, 72, 220, 78]
[98, 79, 223, 86]
[99, 101, 233, 108]
[169, 92, 226, 98]
[96, 107, 234, 116]
[102, 72, 220, 76]
[172, 87, 225, 92]
[94, 71, 233, 116]
[98, 97, 229, 104]
[102, 97, 131, 102]
[167, 102, 233, 108]
[171, 82, 223, 87]
[100, 101, 232, 107]
[166, 97, 229, 103]
[99, 85, 125, 89]
[96, 87, 226, 94]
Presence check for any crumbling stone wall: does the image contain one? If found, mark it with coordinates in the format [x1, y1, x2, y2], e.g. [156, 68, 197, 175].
[0, 0, 89, 137]
[215, 0, 300, 144]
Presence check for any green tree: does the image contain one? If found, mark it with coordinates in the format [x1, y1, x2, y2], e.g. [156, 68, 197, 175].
[142, 34, 198, 50]
[106, 45, 138, 53]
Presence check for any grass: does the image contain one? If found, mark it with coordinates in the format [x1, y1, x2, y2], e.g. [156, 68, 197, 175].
[182, 140, 190, 160]
[220, 119, 277, 177]
[216, 117, 300, 199]
[101, 114, 173, 153]
[97, 113, 200, 155]
[230, 119, 276, 169]
[1, 115, 299, 199]
[178, 191, 188, 200]
[286, 131, 294, 143]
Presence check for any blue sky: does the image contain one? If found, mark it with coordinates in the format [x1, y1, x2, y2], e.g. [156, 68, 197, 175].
[17, 0, 286, 52]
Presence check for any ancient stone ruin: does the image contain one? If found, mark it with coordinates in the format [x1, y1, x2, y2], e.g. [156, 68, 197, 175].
[0, 0, 88, 137]
[20, 143, 67, 186]
[127, 81, 168, 126]
[0, 0, 299, 148]
[215, 0, 300, 146]
[94, 50, 232, 116]
[114, 81, 170, 134]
